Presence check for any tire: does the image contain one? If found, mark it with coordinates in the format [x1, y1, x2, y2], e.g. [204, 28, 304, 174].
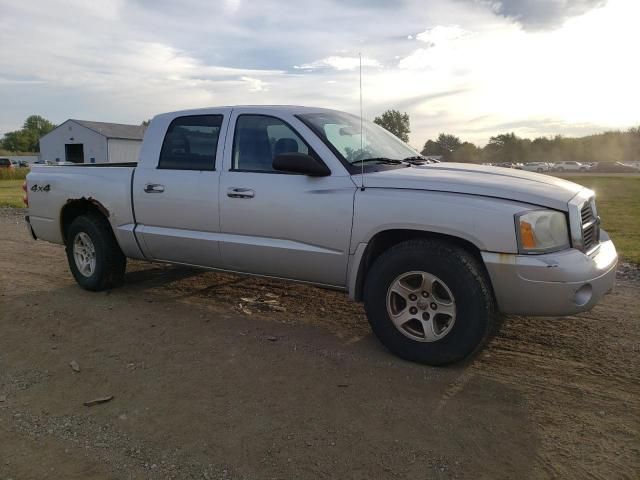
[65, 213, 126, 291]
[536, 168, 543, 173]
[579, 167, 586, 172]
[557, 167, 564, 172]
[363, 239, 495, 366]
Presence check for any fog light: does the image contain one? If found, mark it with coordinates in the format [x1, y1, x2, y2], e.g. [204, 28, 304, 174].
[574, 284, 593, 306]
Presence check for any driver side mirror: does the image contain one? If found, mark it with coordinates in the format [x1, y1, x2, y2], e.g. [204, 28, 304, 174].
[272, 153, 331, 177]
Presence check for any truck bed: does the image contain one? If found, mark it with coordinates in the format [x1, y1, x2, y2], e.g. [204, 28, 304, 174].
[26, 164, 138, 249]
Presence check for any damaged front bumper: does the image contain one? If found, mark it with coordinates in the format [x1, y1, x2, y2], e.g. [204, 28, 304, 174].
[482, 230, 618, 316]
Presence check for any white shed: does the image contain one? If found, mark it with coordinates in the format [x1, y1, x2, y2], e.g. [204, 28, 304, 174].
[39, 120, 145, 164]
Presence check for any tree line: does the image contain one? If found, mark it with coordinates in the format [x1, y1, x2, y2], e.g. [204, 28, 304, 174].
[374, 109, 640, 164]
[0, 115, 56, 153]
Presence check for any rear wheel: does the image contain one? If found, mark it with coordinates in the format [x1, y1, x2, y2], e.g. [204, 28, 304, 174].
[536, 168, 543, 172]
[65, 213, 126, 291]
[557, 167, 564, 172]
[363, 239, 495, 365]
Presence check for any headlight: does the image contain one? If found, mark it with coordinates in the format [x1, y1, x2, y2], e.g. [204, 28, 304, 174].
[516, 210, 570, 253]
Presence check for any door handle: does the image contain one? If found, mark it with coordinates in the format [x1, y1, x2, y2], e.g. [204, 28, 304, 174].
[227, 187, 255, 199]
[144, 183, 165, 193]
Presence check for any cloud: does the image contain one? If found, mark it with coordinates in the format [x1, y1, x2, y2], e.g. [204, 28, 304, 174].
[0, 76, 45, 86]
[467, 0, 607, 29]
[390, 89, 469, 110]
[223, 0, 242, 14]
[394, 0, 639, 143]
[0, 0, 636, 147]
[415, 25, 471, 45]
[241, 76, 268, 92]
[294, 56, 382, 71]
[399, 25, 471, 70]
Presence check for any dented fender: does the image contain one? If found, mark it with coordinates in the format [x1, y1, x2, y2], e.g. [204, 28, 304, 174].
[25, 164, 144, 259]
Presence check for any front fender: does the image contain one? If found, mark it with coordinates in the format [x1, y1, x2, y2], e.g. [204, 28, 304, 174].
[346, 189, 555, 300]
[351, 189, 535, 254]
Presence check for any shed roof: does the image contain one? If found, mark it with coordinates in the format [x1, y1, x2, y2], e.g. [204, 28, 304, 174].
[71, 120, 146, 140]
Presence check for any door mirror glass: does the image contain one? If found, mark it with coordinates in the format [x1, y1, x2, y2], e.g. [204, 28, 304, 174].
[273, 152, 330, 177]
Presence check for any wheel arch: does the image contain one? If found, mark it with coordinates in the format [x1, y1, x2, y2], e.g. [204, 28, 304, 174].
[351, 229, 491, 302]
[60, 198, 111, 245]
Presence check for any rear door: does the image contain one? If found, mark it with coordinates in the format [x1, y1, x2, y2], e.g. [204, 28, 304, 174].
[218, 109, 356, 287]
[132, 110, 230, 267]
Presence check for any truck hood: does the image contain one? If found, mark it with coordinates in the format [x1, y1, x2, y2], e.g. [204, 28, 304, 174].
[360, 163, 585, 210]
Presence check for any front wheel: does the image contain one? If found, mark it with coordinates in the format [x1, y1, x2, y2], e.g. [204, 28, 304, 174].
[65, 213, 126, 291]
[363, 239, 495, 365]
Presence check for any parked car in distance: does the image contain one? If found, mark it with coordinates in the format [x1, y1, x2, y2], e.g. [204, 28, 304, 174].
[591, 162, 640, 173]
[621, 161, 640, 170]
[0, 158, 14, 168]
[521, 162, 550, 173]
[554, 161, 590, 172]
[25, 105, 618, 366]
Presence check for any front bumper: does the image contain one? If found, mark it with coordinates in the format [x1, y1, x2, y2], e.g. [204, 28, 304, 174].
[482, 230, 618, 316]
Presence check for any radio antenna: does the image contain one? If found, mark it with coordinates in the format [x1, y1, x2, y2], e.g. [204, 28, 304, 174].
[359, 52, 365, 191]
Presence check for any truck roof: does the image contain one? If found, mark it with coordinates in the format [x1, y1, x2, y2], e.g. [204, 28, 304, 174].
[157, 105, 348, 119]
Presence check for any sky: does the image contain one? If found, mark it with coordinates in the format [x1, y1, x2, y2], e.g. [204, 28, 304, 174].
[0, 0, 638, 148]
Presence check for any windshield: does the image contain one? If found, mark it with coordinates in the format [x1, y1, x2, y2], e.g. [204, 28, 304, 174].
[298, 112, 419, 166]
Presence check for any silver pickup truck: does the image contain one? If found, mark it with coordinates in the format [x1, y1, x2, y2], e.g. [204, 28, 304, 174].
[25, 106, 618, 365]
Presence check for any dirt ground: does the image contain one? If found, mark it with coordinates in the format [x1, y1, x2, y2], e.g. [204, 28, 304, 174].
[0, 208, 638, 479]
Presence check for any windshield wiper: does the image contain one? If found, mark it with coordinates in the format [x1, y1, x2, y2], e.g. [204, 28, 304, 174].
[350, 157, 404, 165]
[402, 155, 429, 165]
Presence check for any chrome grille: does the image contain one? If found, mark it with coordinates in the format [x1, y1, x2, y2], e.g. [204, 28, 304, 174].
[580, 200, 600, 251]
[581, 203, 593, 224]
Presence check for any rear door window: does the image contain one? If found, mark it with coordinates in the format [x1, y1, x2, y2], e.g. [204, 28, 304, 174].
[158, 115, 223, 171]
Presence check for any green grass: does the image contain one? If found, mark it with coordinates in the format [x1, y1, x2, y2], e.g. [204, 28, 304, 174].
[0, 167, 29, 180]
[0, 179, 25, 208]
[1, 174, 638, 263]
[564, 176, 640, 264]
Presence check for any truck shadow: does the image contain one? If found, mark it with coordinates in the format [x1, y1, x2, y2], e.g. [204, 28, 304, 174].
[122, 263, 202, 289]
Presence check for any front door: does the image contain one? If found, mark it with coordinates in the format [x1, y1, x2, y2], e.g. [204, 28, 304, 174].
[133, 111, 230, 267]
[218, 111, 356, 287]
